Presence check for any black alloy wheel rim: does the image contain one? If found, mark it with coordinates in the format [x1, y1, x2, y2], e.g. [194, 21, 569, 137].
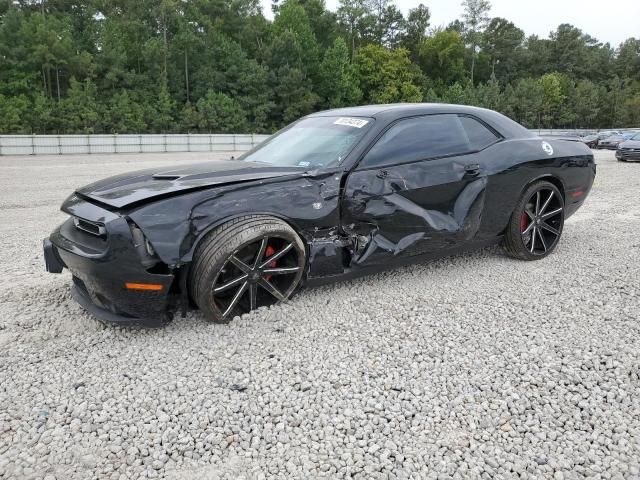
[520, 188, 564, 256]
[212, 236, 304, 318]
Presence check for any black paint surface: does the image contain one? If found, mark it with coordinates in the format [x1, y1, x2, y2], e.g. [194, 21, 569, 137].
[46, 104, 596, 325]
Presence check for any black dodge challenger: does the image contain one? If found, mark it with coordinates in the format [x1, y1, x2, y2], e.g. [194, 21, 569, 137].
[44, 104, 596, 326]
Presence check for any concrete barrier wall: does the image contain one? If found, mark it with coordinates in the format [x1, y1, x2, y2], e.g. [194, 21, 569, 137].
[0, 134, 271, 156]
[1, 129, 638, 155]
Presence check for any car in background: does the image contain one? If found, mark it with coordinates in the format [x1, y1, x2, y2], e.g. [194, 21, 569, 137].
[592, 131, 621, 148]
[581, 134, 599, 148]
[616, 133, 640, 162]
[598, 134, 627, 150]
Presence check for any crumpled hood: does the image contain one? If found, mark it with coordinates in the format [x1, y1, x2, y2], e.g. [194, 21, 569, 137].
[76, 159, 305, 208]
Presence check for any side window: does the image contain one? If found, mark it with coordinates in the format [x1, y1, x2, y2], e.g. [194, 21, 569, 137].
[360, 114, 471, 169]
[458, 115, 500, 151]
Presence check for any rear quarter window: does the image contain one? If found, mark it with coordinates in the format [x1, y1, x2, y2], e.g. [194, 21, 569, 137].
[458, 116, 500, 151]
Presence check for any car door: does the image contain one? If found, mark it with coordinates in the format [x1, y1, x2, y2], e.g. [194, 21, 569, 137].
[341, 114, 501, 268]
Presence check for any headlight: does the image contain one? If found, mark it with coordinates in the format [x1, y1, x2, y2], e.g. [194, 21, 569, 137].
[144, 238, 156, 256]
[128, 221, 159, 268]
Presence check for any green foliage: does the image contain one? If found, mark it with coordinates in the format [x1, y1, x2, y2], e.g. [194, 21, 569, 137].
[418, 30, 466, 86]
[461, 0, 492, 83]
[0, 0, 638, 134]
[355, 44, 423, 103]
[402, 4, 430, 57]
[0, 94, 31, 133]
[59, 78, 98, 133]
[269, 66, 319, 125]
[271, 0, 319, 76]
[318, 37, 362, 108]
[482, 18, 524, 82]
[107, 91, 146, 134]
[196, 91, 248, 133]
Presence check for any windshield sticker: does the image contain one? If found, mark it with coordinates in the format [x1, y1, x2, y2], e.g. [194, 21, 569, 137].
[333, 117, 369, 128]
[297, 161, 310, 167]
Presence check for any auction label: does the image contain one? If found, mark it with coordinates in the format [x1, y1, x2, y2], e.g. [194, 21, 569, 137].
[334, 117, 369, 128]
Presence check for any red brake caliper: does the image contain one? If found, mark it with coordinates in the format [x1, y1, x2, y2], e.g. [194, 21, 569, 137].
[520, 213, 528, 233]
[264, 245, 277, 281]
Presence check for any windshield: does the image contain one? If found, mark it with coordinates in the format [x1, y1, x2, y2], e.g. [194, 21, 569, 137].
[239, 116, 374, 168]
[633, 134, 640, 140]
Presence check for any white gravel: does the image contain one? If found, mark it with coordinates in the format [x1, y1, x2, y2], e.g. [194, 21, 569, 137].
[1, 150, 639, 480]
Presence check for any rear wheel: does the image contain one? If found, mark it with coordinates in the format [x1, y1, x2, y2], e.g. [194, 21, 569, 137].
[189, 216, 306, 323]
[504, 181, 565, 261]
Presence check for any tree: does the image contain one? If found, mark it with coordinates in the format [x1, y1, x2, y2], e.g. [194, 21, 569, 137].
[401, 4, 430, 58]
[196, 91, 248, 133]
[179, 101, 199, 133]
[337, 0, 369, 59]
[549, 24, 604, 80]
[299, 0, 339, 49]
[0, 94, 31, 133]
[378, 4, 405, 48]
[417, 30, 466, 86]
[355, 44, 424, 104]
[268, 66, 319, 125]
[0, 0, 638, 134]
[616, 38, 640, 80]
[272, 0, 320, 77]
[461, 0, 491, 84]
[502, 78, 543, 128]
[59, 77, 98, 133]
[482, 18, 524, 82]
[573, 80, 600, 128]
[150, 84, 177, 133]
[538, 73, 565, 128]
[31, 92, 55, 134]
[106, 90, 146, 133]
[318, 38, 362, 108]
[475, 75, 501, 110]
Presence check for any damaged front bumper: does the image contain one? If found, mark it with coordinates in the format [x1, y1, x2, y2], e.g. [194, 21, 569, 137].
[44, 199, 176, 327]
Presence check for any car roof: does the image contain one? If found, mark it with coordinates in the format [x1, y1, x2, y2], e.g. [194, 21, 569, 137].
[308, 103, 534, 139]
[310, 103, 496, 118]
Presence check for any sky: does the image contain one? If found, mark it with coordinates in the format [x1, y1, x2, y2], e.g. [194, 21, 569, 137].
[261, 0, 639, 47]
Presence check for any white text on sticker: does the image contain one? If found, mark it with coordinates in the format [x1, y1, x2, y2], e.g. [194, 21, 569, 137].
[333, 117, 369, 128]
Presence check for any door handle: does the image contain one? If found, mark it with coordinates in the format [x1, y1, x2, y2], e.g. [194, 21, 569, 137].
[464, 164, 481, 176]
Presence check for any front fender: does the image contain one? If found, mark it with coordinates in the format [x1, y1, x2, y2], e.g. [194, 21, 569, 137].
[127, 172, 344, 266]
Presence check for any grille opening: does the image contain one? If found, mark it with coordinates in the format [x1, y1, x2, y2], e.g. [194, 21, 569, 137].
[74, 217, 106, 237]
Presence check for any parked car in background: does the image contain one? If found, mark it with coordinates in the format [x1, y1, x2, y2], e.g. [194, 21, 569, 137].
[598, 134, 627, 150]
[592, 131, 620, 148]
[616, 133, 640, 162]
[581, 134, 599, 148]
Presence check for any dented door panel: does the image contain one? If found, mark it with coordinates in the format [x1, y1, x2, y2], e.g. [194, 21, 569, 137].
[342, 155, 489, 268]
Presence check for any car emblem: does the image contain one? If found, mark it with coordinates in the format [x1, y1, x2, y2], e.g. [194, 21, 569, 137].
[542, 141, 554, 156]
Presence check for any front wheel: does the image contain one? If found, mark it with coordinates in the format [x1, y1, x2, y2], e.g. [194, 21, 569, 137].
[503, 181, 565, 261]
[189, 216, 306, 323]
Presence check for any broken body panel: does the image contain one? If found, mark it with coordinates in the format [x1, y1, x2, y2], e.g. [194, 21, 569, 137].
[46, 104, 596, 325]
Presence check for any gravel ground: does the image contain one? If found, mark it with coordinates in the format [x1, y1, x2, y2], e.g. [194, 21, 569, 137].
[0, 150, 639, 480]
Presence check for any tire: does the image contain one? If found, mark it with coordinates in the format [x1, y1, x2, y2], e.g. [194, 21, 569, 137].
[189, 215, 306, 323]
[503, 180, 565, 261]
